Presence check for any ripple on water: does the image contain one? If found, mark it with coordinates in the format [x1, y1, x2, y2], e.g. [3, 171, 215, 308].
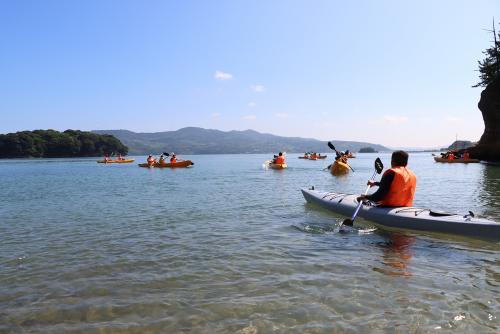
[0, 154, 499, 333]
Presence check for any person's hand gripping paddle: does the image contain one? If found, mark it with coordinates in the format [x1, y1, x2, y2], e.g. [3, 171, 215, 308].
[342, 157, 384, 227]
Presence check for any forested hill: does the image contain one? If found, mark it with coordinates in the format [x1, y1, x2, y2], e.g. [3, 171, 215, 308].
[93, 127, 390, 154]
[0, 130, 128, 158]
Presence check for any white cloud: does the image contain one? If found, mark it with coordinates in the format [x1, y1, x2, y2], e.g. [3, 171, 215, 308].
[214, 71, 233, 80]
[382, 115, 409, 124]
[248, 102, 257, 108]
[275, 113, 289, 119]
[242, 115, 257, 120]
[251, 84, 265, 93]
[211, 112, 221, 118]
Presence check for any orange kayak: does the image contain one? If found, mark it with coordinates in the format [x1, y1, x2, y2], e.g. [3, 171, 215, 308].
[138, 160, 194, 168]
[434, 157, 479, 163]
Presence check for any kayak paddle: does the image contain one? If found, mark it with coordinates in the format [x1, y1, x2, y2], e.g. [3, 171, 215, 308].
[327, 141, 355, 172]
[342, 157, 384, 227]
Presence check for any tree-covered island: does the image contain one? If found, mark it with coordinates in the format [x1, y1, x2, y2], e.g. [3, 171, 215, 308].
[0, 130, 128, 158]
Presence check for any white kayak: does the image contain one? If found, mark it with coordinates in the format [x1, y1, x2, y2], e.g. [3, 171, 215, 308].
[301, 188, 500, 240]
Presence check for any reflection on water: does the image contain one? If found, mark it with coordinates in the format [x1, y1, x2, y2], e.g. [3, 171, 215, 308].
[373, 233, 415, 277]
[479, 165, 500, 220]
[0, 154, 499, 333]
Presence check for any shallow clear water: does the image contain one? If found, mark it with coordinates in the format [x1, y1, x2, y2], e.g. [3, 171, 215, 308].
[0, 153, 498, 333]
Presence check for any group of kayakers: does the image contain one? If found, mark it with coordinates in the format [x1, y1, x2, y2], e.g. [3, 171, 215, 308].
[146, 153, 177, 166]
[275, 148, 417, 207]
[104, 146, 417, 208]
[98, 154, 133, 164]
[301, 152, 326, 160]
[441, 150, 470, 161]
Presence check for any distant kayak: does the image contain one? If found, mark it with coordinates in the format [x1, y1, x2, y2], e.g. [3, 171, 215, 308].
[301, 188, 500, 240]
[434, 157, 480, 163]
[97, 159, 135, 164]
[330, 160, 350, 175]
[138, 160, 194, 168]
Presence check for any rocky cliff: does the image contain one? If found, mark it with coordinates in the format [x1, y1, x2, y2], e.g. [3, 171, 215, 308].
[470, 78, 500, 162]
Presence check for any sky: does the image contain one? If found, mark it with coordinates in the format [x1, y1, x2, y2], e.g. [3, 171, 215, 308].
[1, 0, 499, 148]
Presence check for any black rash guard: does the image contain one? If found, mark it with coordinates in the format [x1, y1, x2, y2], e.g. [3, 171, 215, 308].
[365, 169, 395, 202]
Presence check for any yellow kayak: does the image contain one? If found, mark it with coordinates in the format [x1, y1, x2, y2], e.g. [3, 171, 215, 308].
[270, 163, 287, 169]
[97, 159, 135, 164]
[330, 160, 350, 175]
[265, 160, 287, 169]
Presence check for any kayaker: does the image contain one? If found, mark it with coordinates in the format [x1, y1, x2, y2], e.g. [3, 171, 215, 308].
[158, 154, 166, 164]
[147, 154, 155, 166]
[104, 155, 110, 162]
[335, 151, 348, 164]
[274, 152, 285, 164]
[463, 151, 470, 160]
[357, 150, 416, 207]
[170, 153, 177, 163]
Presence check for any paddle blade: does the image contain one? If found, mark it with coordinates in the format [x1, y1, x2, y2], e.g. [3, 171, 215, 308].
[162, 152, 170, 156]
[342, 218, 354, 226]
[374, 157, 384, 174]
[327, 142, 336, 151]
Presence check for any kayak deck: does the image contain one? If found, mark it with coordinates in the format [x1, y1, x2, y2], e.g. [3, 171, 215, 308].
[301, 188, 500, 240]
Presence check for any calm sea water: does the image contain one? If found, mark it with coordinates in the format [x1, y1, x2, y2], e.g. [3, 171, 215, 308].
[0, 153, 498, 333]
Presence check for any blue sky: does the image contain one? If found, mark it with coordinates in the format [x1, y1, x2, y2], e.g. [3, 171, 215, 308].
[1, 0, 498, 147]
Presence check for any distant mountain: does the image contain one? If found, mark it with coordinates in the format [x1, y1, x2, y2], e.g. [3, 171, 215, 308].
[93, 127, 391, 155]
[442, 140, 476, 151]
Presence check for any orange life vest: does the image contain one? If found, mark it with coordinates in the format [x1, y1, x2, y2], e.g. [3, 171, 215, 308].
[275, 156, 285, 164]
[379, 166, 417, 207]
[463, 152, 470, 160]
[147, 157, 154, 163]
[448, 153, 454, 160]
[170, 157, 177, 163]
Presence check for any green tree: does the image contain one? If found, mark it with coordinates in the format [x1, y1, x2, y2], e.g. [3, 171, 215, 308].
[475, 19, 500, 87]
[0, 130, 128, 158]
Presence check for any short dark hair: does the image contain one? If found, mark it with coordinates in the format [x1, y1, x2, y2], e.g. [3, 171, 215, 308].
[391, 150, 409, 166]
[279, 152, 283, 156]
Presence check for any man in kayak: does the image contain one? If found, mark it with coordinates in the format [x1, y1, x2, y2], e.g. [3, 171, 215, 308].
[147, 155, 156, 166]
[158, 154, 166, 164]
[170, 153, 177, 163]
[335, 151, 348, 164]
[273, 152, 285, 164]
[357, 150, 416, 207]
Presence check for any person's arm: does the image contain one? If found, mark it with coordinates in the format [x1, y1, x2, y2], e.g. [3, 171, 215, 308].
[358, 170, 395, 202]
